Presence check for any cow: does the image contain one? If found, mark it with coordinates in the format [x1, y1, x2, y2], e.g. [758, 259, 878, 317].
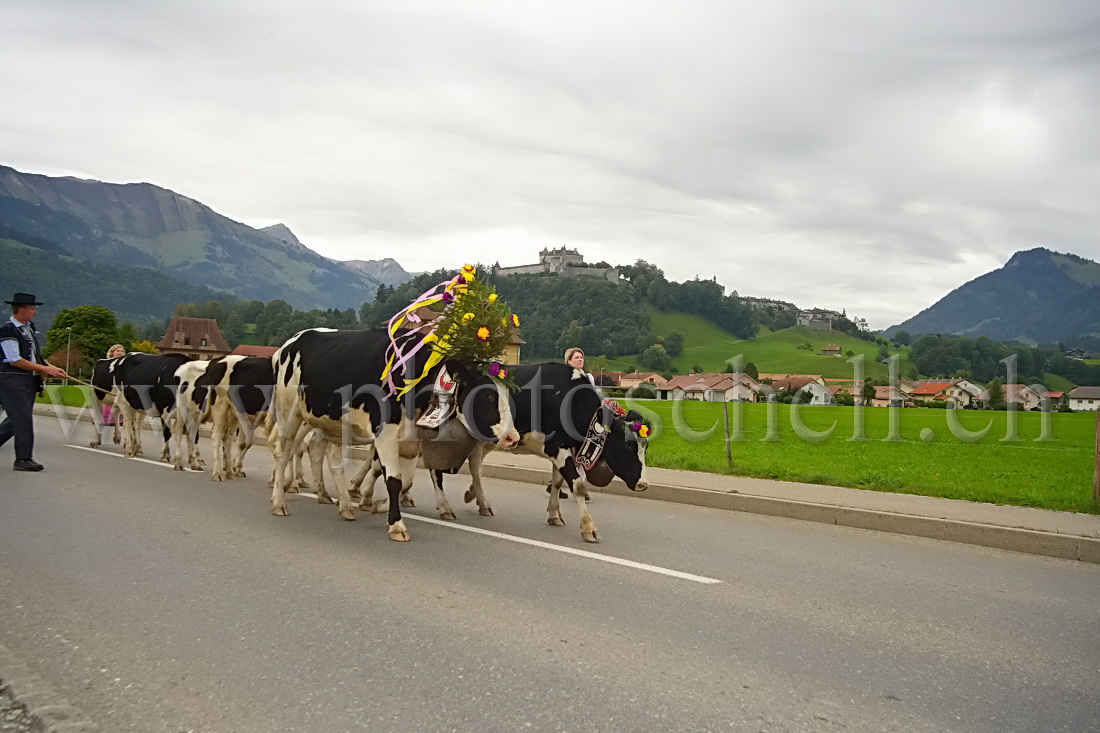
[269, 328, 520, 541]
[351, 362, 650, 543]
[96, 353, 192, 462]
[89, 357, 123, 448]
[170, 359, 214, 471]
[203, 355, 278, 482]
[463, 362, 649, 542]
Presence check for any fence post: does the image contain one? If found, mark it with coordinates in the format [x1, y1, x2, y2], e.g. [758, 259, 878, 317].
[1094, 409, 1099, 503]
[723, 400, 733, 470]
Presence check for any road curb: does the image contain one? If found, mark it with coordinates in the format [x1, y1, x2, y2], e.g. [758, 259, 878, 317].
[471, 461, 1100, 564]
[35, 404, 1100, 564]
[0, 642, 99, 732]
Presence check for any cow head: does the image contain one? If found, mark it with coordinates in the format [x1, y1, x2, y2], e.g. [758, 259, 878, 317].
[593, 408, 649, 491]
[449, 361, 519, 449]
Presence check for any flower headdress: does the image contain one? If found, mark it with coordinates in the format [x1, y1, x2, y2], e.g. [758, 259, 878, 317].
[382, 265, 520, 396]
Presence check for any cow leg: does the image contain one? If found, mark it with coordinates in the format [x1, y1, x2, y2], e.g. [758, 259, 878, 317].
[306, 430, 327, 493]
[210, 409, 228, 481]
[355, 451, 388, 514]
[159, 416, 172, 463]
[429, 469, 456, 521]
[462, 442, 494, 516]
[270, 412, 303, 516]
[231, 424, 249, 478]
[375, 431, 409, 541]
[323, 442, 357, 520]
[546, 467, 569, 499]
[559, 460, 599, 543]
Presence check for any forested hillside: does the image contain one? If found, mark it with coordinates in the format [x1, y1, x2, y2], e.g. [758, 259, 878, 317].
[0, 237, 239, 326]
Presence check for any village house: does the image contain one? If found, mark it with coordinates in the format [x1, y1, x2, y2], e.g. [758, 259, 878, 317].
[757, 373, 827, 387]
[823, 378, 867, 405]
[1045, 391, 1068, 410]
[230, 344, 278, 358]
[820, 344, 842, 356]
[619, 371, 668, 390]
[1067, 386, 1100, 411]
[156, 317, 231, 360]
[977, 383, 1046, 410]
[908, 379, 978, 408]
[872, 384, 916, 408]
[762, 376, 835, 405]
[660, 373, 761, 402]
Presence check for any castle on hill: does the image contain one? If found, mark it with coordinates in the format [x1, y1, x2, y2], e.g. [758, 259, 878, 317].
[493, 247, 619, 283]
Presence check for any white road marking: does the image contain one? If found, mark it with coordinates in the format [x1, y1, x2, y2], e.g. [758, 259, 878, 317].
[68, 444, 202, 471]
[297, 492, 721, 585]
[67, 444, 720, 585]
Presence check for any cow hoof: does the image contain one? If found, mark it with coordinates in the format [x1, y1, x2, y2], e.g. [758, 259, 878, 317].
[582, 530, 600, 543]
[212, 473, 224, 482]
[548, 517, 566, 527]
[113, 435, 121, 445]
[439, 511, 456, 521]
[464, 489, 476, 503]
[479, 506, 494, 517]
[348, 488, 362, 499]
[387, 522, 410, 542]
[295, 479, 311, 489]
[236, 470, 247, 478]
[286, 486, 300, 494]
[339, 509, 357, 521]
[174, 465, 184, 472]
[317, 494, 335, 505]
[370, 500, 388, 514]
[272, 506, 289, 516]
[400, 497, 415, 508]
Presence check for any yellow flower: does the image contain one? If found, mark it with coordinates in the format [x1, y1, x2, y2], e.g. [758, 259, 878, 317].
[638, 425, 650, 438]
[476, 326, 490, 341]
[461, 264, 477, 281]
[462, 312, 475, 323]
[487, 293, 498, 303]
[511, 313, 520, 328]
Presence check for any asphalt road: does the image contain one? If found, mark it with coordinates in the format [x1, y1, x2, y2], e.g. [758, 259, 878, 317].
[1, 418, 1098, 732]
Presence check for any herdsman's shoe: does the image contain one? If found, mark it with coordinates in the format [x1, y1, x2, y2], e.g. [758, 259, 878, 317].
[13, 459, 44, 472]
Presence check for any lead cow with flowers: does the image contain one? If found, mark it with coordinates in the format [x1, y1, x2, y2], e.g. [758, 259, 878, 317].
[269, 265, 519, 542]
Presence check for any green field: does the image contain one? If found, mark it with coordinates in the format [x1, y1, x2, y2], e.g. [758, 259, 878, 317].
[630, 400, 1099, 514]
[607, 305, 913, 380]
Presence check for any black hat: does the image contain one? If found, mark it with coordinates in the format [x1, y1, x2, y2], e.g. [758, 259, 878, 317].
[5, 292, 44, 306]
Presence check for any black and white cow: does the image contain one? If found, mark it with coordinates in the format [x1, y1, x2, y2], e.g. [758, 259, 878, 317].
[464, 362, 649, 542]
[171, 359, 214, 471]
[203, 355, 277, 482]
[89, 357, 123, 448]
[352, 362, 649, 542]
[94, 353, 192, 461]
[270, 328, 519, 541]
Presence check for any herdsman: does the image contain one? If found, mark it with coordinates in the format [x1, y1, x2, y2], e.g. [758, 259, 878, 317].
[0, 293, 68, 471]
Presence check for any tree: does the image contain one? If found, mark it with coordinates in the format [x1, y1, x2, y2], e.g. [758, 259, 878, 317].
[987, 377, 1007, 410]
[862, 380, 877, 406]
[893, 330, 911, 346]
[640, 344, 671, 372]
[129, 339, 159, 354]
[45, 305, 122, 370]
[663, 330, 685, 357]
[690, 363, 704, 374]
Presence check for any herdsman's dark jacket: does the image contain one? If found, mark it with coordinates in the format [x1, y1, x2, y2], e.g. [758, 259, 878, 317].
[0, 318, 45, 387]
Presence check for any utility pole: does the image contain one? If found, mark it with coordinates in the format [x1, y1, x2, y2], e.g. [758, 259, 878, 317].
[64, 326, 72, 390]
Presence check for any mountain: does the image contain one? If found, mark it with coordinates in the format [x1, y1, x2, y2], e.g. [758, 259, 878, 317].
[0, 164, 388, 311]
[341, 257, 413, 287]
[885, 248, 1100, 343]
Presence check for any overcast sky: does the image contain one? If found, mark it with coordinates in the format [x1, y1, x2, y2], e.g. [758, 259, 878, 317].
[3, 1, 1098, 329]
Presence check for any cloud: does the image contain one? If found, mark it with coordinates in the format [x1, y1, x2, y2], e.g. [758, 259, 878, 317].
[2, 0, 1099, 329]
